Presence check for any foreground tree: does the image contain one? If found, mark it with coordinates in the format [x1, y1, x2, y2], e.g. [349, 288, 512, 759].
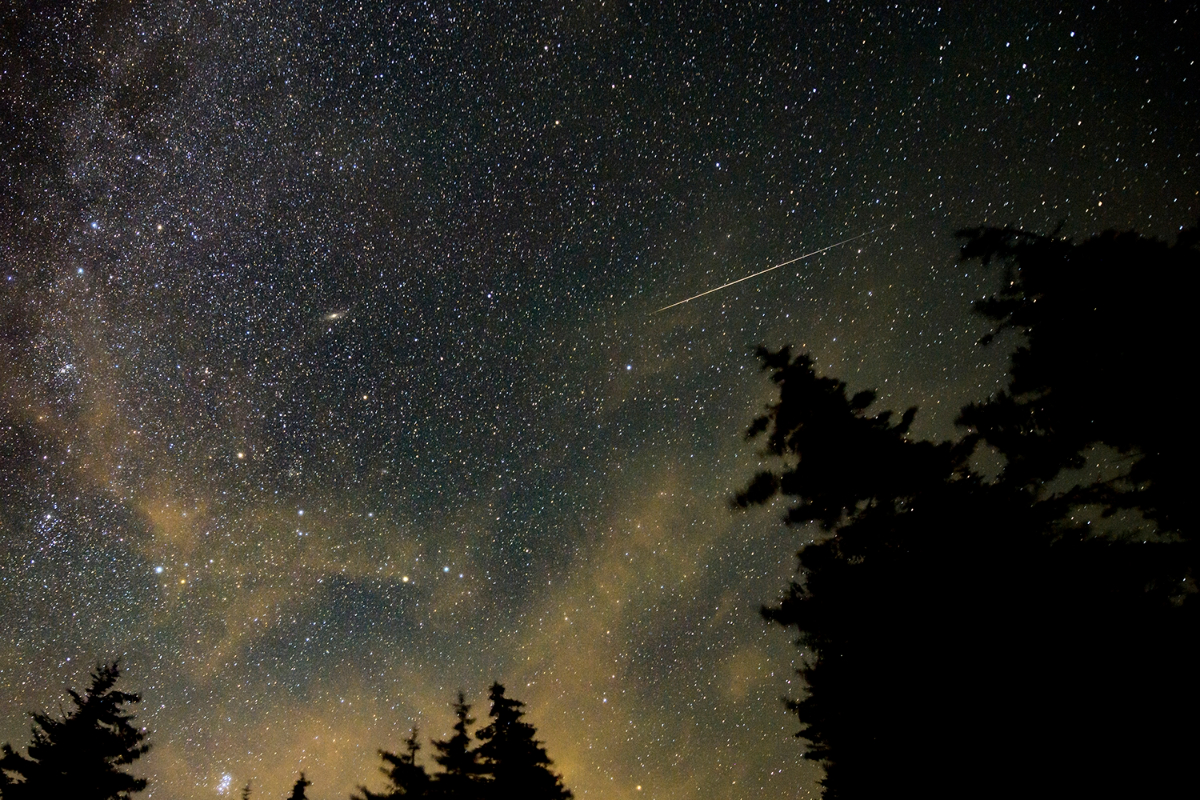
[286, 773, 310, 800]
[429, 694, 485, 800]
[955, 224, 1196, 557]
[354, 728, 431, 799]
[738, 226, 1198, 798]
[0, 662, 149, 799]
[356, 686, 572, 800]
[475, 684, 571, 800]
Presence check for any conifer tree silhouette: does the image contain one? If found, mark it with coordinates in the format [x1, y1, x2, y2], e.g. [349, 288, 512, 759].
[955, 224, 1196, 555]
[354, 686, 574, 800]
[0, 661, 149, 799]
[429, 694, 484, 799]
[354, 727, 430, 799]
[286, 772, 311, 800]
[738, 226, 1198, 799]
[475, 684, 571, 800]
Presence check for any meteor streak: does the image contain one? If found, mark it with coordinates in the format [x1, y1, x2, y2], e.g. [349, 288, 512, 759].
[653, 228, 881, 314]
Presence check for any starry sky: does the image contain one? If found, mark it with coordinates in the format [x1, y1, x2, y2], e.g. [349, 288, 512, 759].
[1, 1, 1196, 798]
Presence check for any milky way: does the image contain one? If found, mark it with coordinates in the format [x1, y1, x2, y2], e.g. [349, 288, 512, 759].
[1, 2, 1196, 797]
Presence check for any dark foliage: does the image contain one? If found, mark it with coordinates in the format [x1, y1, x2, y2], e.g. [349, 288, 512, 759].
[286, 773, 310, 800]
[0, 661, 150, 800]
[476, 683, 572, 800]
[353, 728, 431, 800]
[357, 685, 571, 800]
[956, 224, 1197, 550]
[740, 226, 1198, 798]
[429, 694, 486, 799]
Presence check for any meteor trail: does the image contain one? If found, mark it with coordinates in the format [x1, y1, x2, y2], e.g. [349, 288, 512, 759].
[653, 228, 881, 314]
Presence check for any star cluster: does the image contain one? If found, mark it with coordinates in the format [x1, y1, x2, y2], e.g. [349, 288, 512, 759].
[1, 1, 1196, 797]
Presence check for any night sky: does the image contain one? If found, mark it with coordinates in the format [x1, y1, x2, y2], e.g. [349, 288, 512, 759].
[1, 1, 1196, 798]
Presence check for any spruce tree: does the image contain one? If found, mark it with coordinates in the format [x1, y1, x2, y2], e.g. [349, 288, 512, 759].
[429, 693, 483, 799]
[0, 661, 149, 799]
[286, 773, 310, 800]
[354, 727, 430, 799]
[475, 684, 571, 800]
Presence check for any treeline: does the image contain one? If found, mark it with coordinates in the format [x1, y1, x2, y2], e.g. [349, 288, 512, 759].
[349, 683, 572, 800]
[0, 664, 571, 800]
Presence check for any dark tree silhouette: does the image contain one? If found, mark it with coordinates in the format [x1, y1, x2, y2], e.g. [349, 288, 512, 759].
[353, 687, 573, 800]
[242, 782, 252, 800]
[286, 772, 311, 800]
[955, 224, 1196, 555]
[475, 683, 571, 800]
[738, 226, 1198, 799]
[354, 728, 431, 799]
[429, 694, 484, 800]
[0, 661, 150, 800]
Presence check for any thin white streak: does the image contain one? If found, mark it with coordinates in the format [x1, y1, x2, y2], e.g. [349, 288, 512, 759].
[653, 228, 880, 314]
